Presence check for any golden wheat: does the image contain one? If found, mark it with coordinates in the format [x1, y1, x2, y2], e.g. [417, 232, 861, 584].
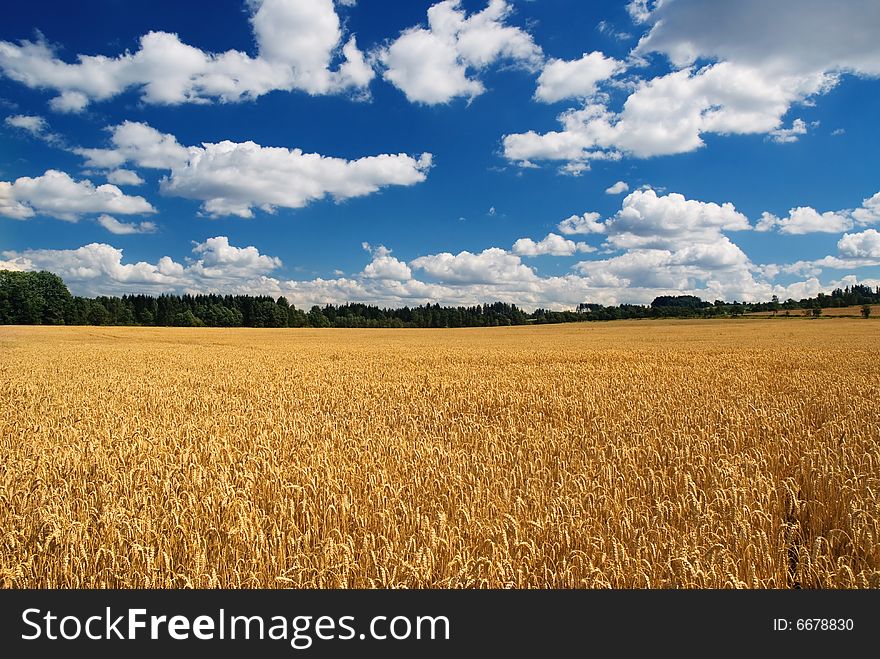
[0, 320, 878, 588]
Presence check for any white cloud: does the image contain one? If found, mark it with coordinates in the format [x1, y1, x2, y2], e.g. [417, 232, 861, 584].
[49, 91, 89, 113]
[105, 169, 145, 186]
[768, 118, 808, 144]
[5, 114, 47, 134]
[0, 182, 35, 219]
[502, 103, 616, 168]
[560, 189, 759, 302]
[755, 189, 880, 235]
[76, 121, 192, 170]
[838, 229, 880, 258]
[504, 62, 831, 166]
[574, 241, 748, 289]
[411, 247, 537, 284]
[756, 208, 854, 235]
[512, 233, 594, 257]
[377, 0, 542, 104]
[2, 243, 181, 292]
[605, 181, 629, 195]
[0, 170, 155, 221]
[852, 191, 880, 226]
[603, 188, 750, 249]
[754, 212, 779, 233]
[258, 189, 815, 309]
[96, 214, 157, 235]
[1, 236, 282, 296]
[5, 224, 869, 310]
[758, 195, 880, 278]
[505, 0, 880, 170]
[779, 254, 880, 278]
[557, 212, 606, 235]
[535, 52, 622, 103]
[0, 0, 373, 112]
[189, 236, 283, 277]
[626, 0, 657, 24]
[4, 113, 63, 145]
[782, 253, 880, 277]
[817, 256, 880, 270]
[361, 244, 412, 281]
[77, 121, 432, 218]
[163, 141, 432, 218]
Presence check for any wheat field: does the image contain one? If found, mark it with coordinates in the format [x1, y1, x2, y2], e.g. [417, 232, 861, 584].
[0, 321, 878, 588]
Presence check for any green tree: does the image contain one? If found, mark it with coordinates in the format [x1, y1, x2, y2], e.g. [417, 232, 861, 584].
[0, 270, 73, 324]
[288, 306, 307, 327]
[87, 301, 112, 325]
[173, 309, 203, 327]
[307, 305, 331, 327]
[861, 305, 872, 319]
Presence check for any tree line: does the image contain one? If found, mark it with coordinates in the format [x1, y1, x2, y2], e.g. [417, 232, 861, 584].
[1, 270, 878, 327]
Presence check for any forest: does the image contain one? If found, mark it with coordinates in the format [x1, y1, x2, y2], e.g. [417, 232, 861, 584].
[1, 269, 878, 327]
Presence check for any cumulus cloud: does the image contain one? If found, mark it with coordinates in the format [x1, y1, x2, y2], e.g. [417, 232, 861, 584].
[511, 233, 594, 257]
[852, 191, 880, 226]
[105, 169, 145, 186]
[96, 214, 157, 235]
[276, 245, 851, 310]
[552, 188, 763, 302]
[361, 243, 412, 281]
[0, 169, 155, 221]
[755, 207, 853, 235]
[411, 247, 537, 284]
[77, 121, 432, 218]
[164, 142, 432, 218]
[838, 229, 880, 258]
[0, 182, 34, 220]
[0, 0, 373, 111]
[504, 0, 880, 170]
[4, 216, 863, 310]
[557, 211, 606, 235]
[377, 0, 542, 104]
[76, 121, 192, 170]
[504, 62, 832, 166]
[1, 243, 179, 291]
[189, 236, 283, 277]
[1, 236, 282, 296]
[605, 181, 629, 195]
[603, 188, 750, 249]
[755, 191, 880, 235]
[754, 191, 880, 278]
[552, 190, 753, 286]
[574, 241, 749, 289]
[534, 52, 622, 103]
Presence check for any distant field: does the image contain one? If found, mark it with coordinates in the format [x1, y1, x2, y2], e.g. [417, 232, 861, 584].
[748, 304, 880, 317]
[815, 304, 880, 316]
[1, 321, 878, 588]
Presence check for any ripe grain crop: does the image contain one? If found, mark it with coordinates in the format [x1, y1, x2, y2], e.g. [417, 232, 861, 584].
[0, 321, 878, 588]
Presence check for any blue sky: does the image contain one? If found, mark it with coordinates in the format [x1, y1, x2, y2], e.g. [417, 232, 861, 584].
[1, 0, 879, 309]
